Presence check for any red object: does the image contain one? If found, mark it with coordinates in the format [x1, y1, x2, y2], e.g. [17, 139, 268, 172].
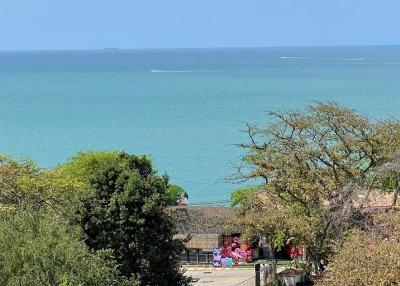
[289, 246, 300, 259]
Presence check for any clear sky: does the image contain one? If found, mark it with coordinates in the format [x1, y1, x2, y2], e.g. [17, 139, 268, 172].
[1, 0, 399, 50]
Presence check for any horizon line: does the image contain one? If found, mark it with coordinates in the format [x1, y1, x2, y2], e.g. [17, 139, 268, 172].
[0, 43, 399, 53]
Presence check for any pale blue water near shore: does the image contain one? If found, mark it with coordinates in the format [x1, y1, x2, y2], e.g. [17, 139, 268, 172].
[0, 46, 400, 204]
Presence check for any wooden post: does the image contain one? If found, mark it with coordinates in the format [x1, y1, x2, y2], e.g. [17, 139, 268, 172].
[255, 263, 261, 286]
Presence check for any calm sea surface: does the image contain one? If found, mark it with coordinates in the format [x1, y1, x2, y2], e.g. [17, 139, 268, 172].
[0, 46, 399, 204]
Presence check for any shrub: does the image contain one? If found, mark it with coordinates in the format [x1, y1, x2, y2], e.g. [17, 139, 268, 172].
[0, 211, 137, 286]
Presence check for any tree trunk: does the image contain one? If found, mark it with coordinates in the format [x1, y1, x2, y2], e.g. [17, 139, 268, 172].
[391, 187, 400, 209]
[313, 261, 320, 276]
[264, 239, 279, 286]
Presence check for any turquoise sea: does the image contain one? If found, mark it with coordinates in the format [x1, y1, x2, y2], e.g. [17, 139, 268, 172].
[0, 46, 399, 204]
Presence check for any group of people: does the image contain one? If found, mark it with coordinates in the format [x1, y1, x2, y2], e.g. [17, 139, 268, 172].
[213, 237, 253, 267]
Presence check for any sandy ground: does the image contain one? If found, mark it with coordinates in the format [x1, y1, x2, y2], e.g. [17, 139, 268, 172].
[184, 268, 255, 286]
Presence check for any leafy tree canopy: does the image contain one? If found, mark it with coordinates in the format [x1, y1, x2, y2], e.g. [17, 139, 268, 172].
[0, 211, 137, 286]
[72, 151, 191, 286]
[56, 151, 121, 185]
[0, 155, 83, 214]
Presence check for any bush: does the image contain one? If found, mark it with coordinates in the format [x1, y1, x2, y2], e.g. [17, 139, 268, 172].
[320, 233, 400, 286]
[320, 212, 400, 286]
[0, 211, 137, 286]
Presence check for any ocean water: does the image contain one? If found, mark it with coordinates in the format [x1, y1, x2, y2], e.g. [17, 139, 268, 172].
[0, 46, 399, 204]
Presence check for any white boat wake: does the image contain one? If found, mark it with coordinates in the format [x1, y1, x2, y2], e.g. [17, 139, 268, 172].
[151, 69, 191, 73]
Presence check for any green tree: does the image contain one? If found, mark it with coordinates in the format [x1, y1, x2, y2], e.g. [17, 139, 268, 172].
[0, 211, 137, 286]
[233, 103, 400, 275]
[73, 152, 190, 286]
[233, 193, 318, 286]
[376, 151, 400, 208]
[166, 184, 188, 205]
[234, 195, 288, 286]
[0, 155, 82, 214]
[58, 152, 187, 206]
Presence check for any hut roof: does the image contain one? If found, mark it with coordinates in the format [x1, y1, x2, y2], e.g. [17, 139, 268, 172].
[168, 205, 233, 235]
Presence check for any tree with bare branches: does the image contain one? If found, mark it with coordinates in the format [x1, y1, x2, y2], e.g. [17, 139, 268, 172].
[376, 151, 400, 208]
[232, 102, 400, 279]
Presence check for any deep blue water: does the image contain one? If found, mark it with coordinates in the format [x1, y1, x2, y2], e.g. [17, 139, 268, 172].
[0, 46, 399, 204]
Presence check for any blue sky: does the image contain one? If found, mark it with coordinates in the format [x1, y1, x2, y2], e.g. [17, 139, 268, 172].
[1, 0, 399, 50]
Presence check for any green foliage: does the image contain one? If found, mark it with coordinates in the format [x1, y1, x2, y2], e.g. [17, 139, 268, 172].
[375, 151, 400, 206]
[73, 152, 190, 286]
[0, 151, 190, 285]
[56, 151, 121, 185]
[0, 211, 137, 286]
[230, 186, 260, 207]
[166, 184, 187, 205]
[0, 155, 82, 214]
[273, 231, 286, 251]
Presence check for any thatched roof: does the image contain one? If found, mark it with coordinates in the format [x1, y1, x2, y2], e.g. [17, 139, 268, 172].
[168, 205, 232, 235]
[354, 190, 399, 210]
